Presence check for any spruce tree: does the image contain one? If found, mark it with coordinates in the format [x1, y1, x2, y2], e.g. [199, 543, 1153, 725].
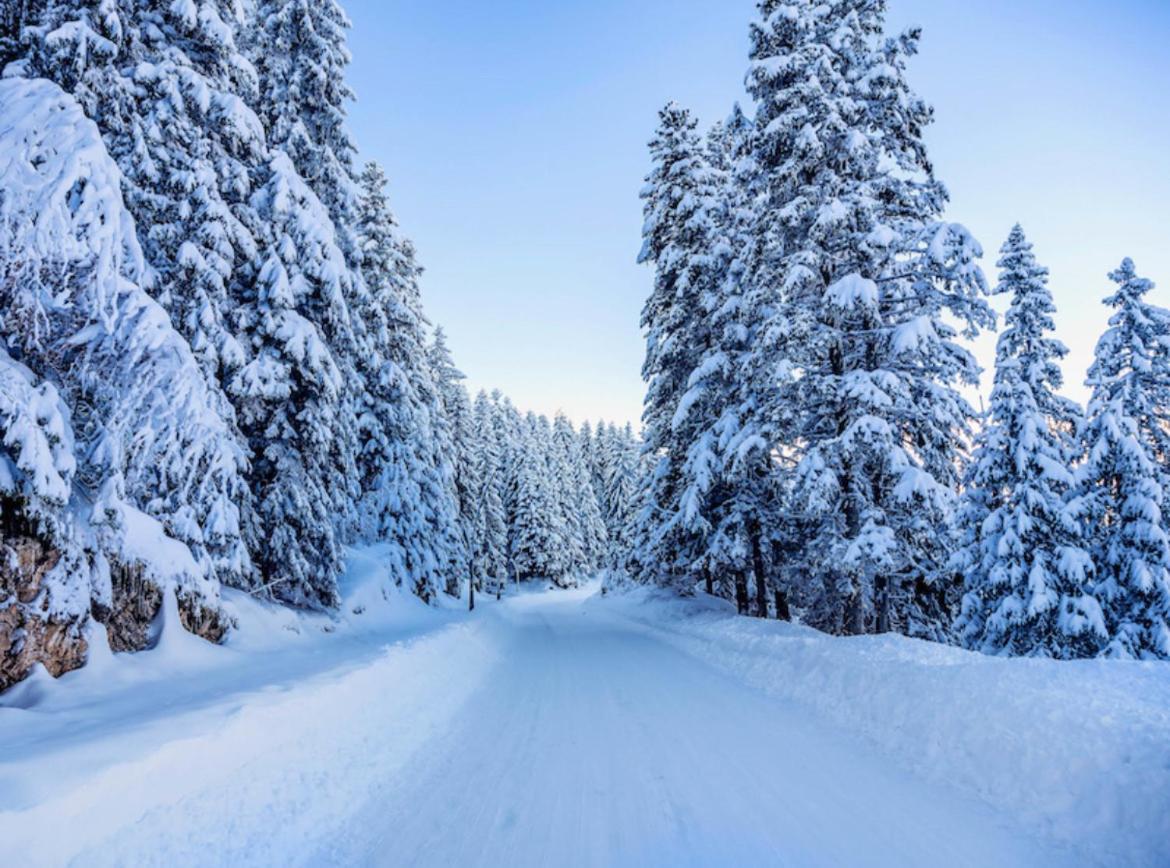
[553, 413, 609, 572]
[1072, 260, 1170, 659]
[230, 154, 352, 608]
[954, 226, 1102, 658]
[510, 414, 570, 584]
[428, 326, 473, 595]
[748, 0, 993, 637]
[469, 391, 509, 593]
[354, 162, 464, 603]
[14, 0, 265, 591]
[630, 102, 724, 593]
[0, 75, 247, 617]
[251, 0, 358, 247]
[601, 423, 643, 570]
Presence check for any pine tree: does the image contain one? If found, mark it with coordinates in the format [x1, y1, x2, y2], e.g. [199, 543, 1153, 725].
[601, 423, 642, 569]
[428, 326, 473, 596]
[15, 0, 266, 591]
[684, 104, 782, 613]
[748, 0, 992, 637]
[954, 226, 1102, 658]
[250, 0, 358, 248]
[354, 162, 463, 603]
[230, 153, 352, 608]
[1072, 260, 1170, 659]
[630, 102, 724, 593]
[249, 0, 368, 551]
[468, 391, 509, 593]
[510, 414, 570, 584]
[579, 420, 604, 505]
[551, 412, 608, 573]
[0, 75, 248, 657]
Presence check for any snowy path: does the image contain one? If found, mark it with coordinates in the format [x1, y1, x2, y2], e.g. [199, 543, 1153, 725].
[1, 585, 1131, 867]
[318, 590, 1072, 868]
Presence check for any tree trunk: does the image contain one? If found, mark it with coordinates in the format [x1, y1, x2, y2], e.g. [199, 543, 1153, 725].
[469, 579, 475, 612]
[875, 573, 890, 634]
[774, 588, 790, 621]
[750, 524, 768, 619]
[705, 567, 714, 597]
[734, 572, 749, 615]
[846, 588, 865, 635]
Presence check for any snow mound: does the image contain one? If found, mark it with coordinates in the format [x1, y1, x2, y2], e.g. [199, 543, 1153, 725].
[595, 588, 1170, 867]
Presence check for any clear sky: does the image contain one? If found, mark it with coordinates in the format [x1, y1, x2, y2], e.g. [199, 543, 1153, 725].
[344, 0, 1170, 427]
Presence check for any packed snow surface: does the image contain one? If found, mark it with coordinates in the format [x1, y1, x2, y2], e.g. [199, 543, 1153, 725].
[1, 556, 1167, 867]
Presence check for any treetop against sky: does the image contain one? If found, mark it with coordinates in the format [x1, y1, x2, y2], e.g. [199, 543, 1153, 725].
[344, 0, 1170, 426]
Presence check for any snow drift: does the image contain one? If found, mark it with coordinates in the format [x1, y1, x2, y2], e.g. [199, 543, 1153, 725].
[596, 588, 1170, 867]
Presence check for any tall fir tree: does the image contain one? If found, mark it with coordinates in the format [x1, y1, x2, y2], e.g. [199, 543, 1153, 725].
[250, 0, 358, 248]
[468, 391, 509, 592]
[230, 153, 353, 608]
[354, 162, 464, 603]
[747, 0, 992, 637]
[14, 0, 268, 591]
[954, 226, 1103, 658]
[509, 414, 570, 584]
[0, 74, 248, 619]
[551, 412, 608, 573]
[600, 423, 643, 570]
[630, 102, 725, 593]
[1072, 260, 1170, 659]
[428, 326, 473, 595]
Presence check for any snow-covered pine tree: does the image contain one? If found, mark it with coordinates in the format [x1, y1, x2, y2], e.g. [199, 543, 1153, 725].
[551, 412, 608, 573]
[13, 0, 265, 591]
[230, 153, 353, 609]
[0, 76, 243, 646]
[630, 102, 724, 593]
[495, 392, 525, 580]
[509, 413, 570, 584]
[250, 0, 358, 251]
[249, 0, 368, 550]
[1071, 260, 1170, 659]
[682, 103, 784, 614]
[747, 0, 992, 638]
[548, 414, 588, 574]
[469, 391, 509, 594]
[33, 0, 266, 387]
[428, 326, 474, 596]
[601, 423, 643, 569]
[353, 162, 464, 603]
[953, 226, 1102, 658]
[579, 420, 604, 506]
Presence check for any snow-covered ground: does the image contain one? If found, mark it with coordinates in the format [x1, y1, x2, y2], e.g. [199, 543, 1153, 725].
[1, 553, 1167, 867]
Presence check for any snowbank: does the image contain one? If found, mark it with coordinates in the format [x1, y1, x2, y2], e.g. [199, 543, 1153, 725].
[0, 546, 475, 820]
[595, 588, 1170, 867]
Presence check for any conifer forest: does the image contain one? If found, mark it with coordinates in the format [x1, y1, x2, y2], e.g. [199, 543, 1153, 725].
[1, 1, 1167, 866]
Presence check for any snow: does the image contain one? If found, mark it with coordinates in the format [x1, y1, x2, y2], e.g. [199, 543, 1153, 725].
[2, 570, 1166, 867]
[598, 588, 1170, 867]
[825, 272, 879, 310]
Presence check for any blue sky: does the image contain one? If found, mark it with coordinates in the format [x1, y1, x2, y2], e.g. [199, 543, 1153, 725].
[345, 0, 1170, 426]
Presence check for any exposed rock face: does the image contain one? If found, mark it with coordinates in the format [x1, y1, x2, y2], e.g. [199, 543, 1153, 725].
[0, 535, 88, 691]
[94, 559, 230, 652]
[1, 539, 230, 693]
[177, 591, 230, 645]
[94, 559, 164, 653]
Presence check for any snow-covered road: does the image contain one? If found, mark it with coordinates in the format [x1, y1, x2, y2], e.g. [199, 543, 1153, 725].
[4, 581, 1159, 867]
[318, 590, 1071, 868]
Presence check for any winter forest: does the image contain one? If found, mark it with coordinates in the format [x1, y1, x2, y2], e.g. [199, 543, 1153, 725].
[1, 0, 1168, 866]
[0, 0, 641, 690]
